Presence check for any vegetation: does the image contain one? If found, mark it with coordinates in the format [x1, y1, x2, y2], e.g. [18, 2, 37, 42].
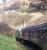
[0, 34, 27, 50]
[4, 12, 31, 26]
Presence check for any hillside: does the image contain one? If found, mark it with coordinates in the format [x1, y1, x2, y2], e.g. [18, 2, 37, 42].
[0, 11, 47, 36]
[4, 11, 47, 27]
[4, 12, 32, 26]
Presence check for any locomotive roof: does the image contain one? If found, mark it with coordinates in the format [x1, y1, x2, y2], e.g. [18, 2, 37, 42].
[22, 23, 47, 32]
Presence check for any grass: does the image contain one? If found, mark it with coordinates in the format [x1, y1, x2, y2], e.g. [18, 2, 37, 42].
[0, 34, 27, 50]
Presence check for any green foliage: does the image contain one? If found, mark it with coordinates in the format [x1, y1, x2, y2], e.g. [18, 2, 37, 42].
[0, 34, 27, 50]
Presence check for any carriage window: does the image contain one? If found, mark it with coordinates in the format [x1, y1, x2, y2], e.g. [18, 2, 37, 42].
[32, 31, 40, 39]
[23, 32, 29, 36]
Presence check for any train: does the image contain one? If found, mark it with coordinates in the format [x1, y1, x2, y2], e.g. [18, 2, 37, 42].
[16, 23, 47, 50]
[15, 3, 47, 49]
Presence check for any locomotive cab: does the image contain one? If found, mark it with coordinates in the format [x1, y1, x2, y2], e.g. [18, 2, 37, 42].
[16, 24, 28, 42]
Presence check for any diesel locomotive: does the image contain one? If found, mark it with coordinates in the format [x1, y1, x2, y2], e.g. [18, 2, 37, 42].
[16, 23, 47, 50]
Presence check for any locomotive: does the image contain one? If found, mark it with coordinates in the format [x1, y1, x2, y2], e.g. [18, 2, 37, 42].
[16, 23, 47, 50]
